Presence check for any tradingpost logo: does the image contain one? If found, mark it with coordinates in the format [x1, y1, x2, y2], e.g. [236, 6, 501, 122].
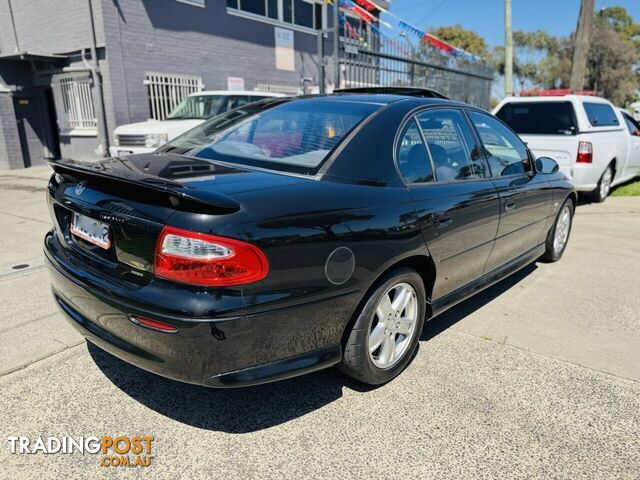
[7, 435, 155, 468]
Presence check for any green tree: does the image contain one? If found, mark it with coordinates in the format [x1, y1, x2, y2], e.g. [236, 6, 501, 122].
[586, 20, 639, 105]
[492, 30, 559, 91]
[425, 25, 489, 58]
[596, 6, 640, 49]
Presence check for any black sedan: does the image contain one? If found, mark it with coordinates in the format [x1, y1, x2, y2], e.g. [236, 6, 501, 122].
[44, 89, 575, 387]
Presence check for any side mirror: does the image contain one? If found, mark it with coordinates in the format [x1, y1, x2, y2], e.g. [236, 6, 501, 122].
[535, 156, 559, 174]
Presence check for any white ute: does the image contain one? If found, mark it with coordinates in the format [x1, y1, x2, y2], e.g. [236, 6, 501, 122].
[493, 94, 640, 202]
[109, 90, 285, 157]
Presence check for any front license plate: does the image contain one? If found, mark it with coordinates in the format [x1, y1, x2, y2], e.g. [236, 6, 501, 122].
[70, 212, 111, 250]
[117, 150, 133, 156]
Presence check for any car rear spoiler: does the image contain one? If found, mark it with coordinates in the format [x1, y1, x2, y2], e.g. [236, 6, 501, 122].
[333, 87, 449, 99]
[48, 157, 241, 214]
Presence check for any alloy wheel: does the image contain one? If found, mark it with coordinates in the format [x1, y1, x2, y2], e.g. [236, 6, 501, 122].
[553, 204, 572, 254]
[368, 282, 418, 369]
[600, 167, 612, 200]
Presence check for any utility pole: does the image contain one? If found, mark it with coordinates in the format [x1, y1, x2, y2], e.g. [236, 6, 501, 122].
[333, 0, 340, 89]
[504, 0, 513, 97]
[86, 0, 109, 156]
[570, 0, 595, 92]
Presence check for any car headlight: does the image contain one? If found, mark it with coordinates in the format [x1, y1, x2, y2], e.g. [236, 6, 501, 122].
[112, 135, 119, 146]
[145, 133, 168, 148]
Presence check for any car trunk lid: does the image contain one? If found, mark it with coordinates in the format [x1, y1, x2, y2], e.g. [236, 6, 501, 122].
[47, 153, 306, 282]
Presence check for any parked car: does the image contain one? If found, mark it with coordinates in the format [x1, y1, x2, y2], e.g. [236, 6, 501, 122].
[45, 89, 575, 388]
[109, 90, 286, 157]
[619, 108, 640, 169]
[493, 94, 640, 202]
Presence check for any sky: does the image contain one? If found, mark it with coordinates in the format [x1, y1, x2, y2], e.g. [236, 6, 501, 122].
[388, 0, 640, 47]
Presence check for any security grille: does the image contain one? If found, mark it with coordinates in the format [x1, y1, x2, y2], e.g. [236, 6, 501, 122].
[255, 84, 300, 96]
[115, 134, 146, 146]
[144, 72, 204, 121]
[50, 72, 97, 134]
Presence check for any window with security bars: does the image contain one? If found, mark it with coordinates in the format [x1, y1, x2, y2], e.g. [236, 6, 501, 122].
[50, 72, 97, 134]
[144, 72, 204, 121]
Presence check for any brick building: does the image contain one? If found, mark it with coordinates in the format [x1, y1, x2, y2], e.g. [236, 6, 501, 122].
[0, 0, 388, 169]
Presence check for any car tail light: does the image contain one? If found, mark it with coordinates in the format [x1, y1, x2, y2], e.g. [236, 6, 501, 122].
[577, 141, 593, 163]
[154, 226, 268, 286]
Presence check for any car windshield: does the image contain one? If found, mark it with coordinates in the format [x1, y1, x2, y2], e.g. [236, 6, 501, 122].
[167, 95, 227, 120]
[495, 101, 577, 135]
[161, 98, 380, 174]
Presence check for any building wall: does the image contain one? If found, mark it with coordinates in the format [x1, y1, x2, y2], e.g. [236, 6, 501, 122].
[101, 0, 328, 128]
[0, 0, 105, 55]
[0, 0, 332, 165]
[0, 0, 108, 162]
[0, 92, 22, 169]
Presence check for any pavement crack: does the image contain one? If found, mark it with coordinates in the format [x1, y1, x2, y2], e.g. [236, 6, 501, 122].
[0, 341, 85, 380]
[450, 328, 640, 386]
[0, 264, 47, 280]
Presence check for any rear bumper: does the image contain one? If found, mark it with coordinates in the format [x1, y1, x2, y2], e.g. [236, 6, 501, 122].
[45, 231, 350, 387]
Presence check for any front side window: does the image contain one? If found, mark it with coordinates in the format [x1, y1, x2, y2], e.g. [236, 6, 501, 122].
[468, 110, 531, 177]
[396, 120, 433, 184]
[162, 99, 379, 174]
[622, 112, 640, 135]
[583, 102, 619, 127]
[167, 95, 226, 120]
[495, 101, 576, 135]
[415, 109, 486, 181]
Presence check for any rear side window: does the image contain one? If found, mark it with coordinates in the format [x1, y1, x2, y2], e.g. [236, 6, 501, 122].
[396, 120, 433, 183]
[416, 109, 487, 181]
[583, 102, 619, 127]
[495, 101, 576, 135]
[622, 112, 640, 135]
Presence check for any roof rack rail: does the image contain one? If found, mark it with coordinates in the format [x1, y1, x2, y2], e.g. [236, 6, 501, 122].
[517, 89, 596, 97]
[333, 87, 449, 99]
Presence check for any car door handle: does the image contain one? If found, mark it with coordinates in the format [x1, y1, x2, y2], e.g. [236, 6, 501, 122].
[505, 201, 516, 211]
[433, 212, 453, 227]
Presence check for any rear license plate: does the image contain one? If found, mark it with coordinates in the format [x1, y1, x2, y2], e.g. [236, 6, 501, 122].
[70, 212, 111, 250]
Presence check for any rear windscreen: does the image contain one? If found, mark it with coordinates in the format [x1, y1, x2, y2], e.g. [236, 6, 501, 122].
[495, 101, 576, 135]
[162, 98, 379, 175]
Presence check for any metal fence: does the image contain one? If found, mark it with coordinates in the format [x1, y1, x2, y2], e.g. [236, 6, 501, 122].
[338, 24, 494, 109]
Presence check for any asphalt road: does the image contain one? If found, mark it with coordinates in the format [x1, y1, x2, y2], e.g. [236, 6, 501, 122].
[1, 167, 639, 479]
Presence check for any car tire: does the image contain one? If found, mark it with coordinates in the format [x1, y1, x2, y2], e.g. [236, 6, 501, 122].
[339, 268, 426, 385]
[591, 165, 613, 203]
[542, 198, 574, 262]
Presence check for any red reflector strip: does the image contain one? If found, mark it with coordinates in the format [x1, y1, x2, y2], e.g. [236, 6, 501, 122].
[129, 315, 178, 333]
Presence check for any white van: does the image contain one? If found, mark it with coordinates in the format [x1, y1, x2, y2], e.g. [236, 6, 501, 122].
[109, 90, 286, 157]
[493, 94, 640, 202]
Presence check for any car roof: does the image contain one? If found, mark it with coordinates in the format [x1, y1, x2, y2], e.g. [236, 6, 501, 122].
[308, 93, 468, 108]
[500, 94, 611, 103]
[190, 90, 287, 97]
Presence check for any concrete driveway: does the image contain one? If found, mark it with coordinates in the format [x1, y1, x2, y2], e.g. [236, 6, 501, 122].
[0, 167, 639, 479]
